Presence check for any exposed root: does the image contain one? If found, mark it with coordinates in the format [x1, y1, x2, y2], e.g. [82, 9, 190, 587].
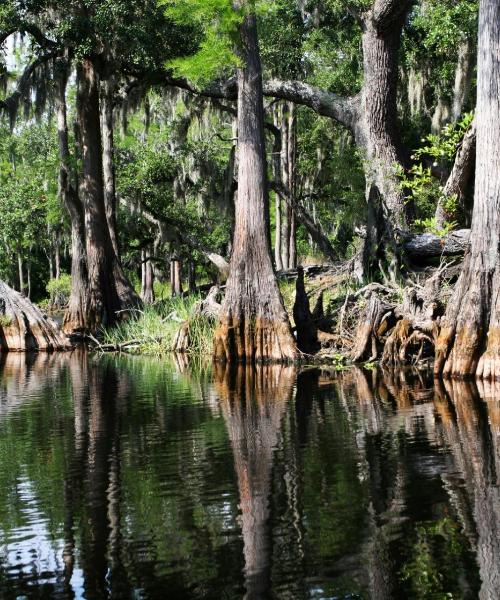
[0, 280, 70, 351]
[213, 315, 298, 363]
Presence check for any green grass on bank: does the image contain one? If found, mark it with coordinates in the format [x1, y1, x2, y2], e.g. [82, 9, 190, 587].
[102, 295, 216, 356]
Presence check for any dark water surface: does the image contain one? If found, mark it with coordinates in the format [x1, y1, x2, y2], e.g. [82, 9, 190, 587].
[0, 353, 499, 599]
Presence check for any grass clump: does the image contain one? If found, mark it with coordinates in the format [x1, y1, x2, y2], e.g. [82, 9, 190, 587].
[102, 295, 216, 356]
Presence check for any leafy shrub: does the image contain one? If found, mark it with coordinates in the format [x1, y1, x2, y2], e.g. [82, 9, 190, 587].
[46, 273, 72, 308]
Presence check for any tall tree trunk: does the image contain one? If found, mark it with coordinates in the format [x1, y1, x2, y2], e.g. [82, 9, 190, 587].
[55, 238, 61, 280]
[76, 59, 140, 330]
[188, 260, 196, 293]
[355, 3, 413, 279]
[170, 257, 183, 298]
[435, 120, 476, 229]
[27, 260, 31, 299]
[17, 252, 24, 294]
[434, 0, 500, 379]
[213, 9, 297, 363]
[141, 250, 155, 304]
[275, 195, 283, 271]
[452, 37, 475, 122]
[55, 59, 89, 334]
[100, 75, 120, 258]
[282, 102, 297, 270]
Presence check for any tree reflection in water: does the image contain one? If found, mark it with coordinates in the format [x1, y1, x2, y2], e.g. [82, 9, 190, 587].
[0, 354, 499, 598]
[214, 363, 295, 600]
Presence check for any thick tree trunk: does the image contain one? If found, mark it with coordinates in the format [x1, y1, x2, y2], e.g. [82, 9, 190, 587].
[76, 60, 140, 330]
[213, 10, 297, 363]
[434, 0, 500, 380]
[355, 3, 413, 278]
[100, 75, 120, 258]
[54, 60, 89, 334]
[435, 121, 476, 229]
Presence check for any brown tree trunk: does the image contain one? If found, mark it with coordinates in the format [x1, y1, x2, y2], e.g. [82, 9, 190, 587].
[100, 75, 120, 258]
[188, 261, 196, 293]
[170, 257, 183, 297]
[0, 280, 69, 351]
[434, 0, 500, 380]
[275, 194, 283, 271]
[17, 252, 24, 294]
[356, 2, 413, 279]
[141, 250, 155, 304]
[76, 60, 140, 330]
[435, 120, 476, 229]
[55, 59, 89, 334]
[213, 9, 297, 363]
[452, 37, 475, 122]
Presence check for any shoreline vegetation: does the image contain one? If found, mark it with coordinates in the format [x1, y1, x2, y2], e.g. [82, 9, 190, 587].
[1, 0, 499, 379]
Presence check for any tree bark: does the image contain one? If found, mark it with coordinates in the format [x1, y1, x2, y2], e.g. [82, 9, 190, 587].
[434, 0, 500, 380]
[355, 1, 413, 278]
[435, 121, 476, 229]
[76, 59, 140, 330]
[452, 37, 475, 122]
[213, 9, 297, 363]
[17, 252, 24, 294]
[0, 280, 69, 351]
[54, 59, 89, 334]
[170, 257, 183, 298]
[100, 75, 120, 259]
[141, 250, 155, 304]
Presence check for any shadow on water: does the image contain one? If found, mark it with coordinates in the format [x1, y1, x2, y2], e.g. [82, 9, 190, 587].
[0, 354, 499, 598]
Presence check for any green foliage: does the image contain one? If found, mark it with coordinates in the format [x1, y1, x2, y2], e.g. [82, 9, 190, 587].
[413, 112, 474, 164]
[398, 113, 474, 231]
[102, 296, 216, 355]
[400, 517, 475, 599]
[46, 273, 72, 306]
[161, 0, 243, 85]
[0, 315, 12, 327]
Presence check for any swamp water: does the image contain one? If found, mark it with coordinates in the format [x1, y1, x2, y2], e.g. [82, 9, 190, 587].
[0, 352, 498, 600]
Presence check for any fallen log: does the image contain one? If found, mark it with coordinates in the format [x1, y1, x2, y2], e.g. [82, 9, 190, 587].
[404, 229, 470, 260]
[0, 280, 70, 351]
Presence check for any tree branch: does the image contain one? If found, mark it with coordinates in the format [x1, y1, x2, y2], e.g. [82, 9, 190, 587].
[118, 196, 230, 278]
[371, 0, 415, 28]
[0, 51, 60, 118]
[270, 181, 337, 262]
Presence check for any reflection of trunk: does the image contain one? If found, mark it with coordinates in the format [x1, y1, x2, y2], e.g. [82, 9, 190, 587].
[215, 364, 295, 599]
[213, 11, 297, 362]
[435, 2, 500, 379]
[63, 353, 89, 589]
[82, 362, 117, 599]
[440, 381, 500, 600]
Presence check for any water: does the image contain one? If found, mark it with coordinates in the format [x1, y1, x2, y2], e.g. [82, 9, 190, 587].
[0, 353, 498, 599]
